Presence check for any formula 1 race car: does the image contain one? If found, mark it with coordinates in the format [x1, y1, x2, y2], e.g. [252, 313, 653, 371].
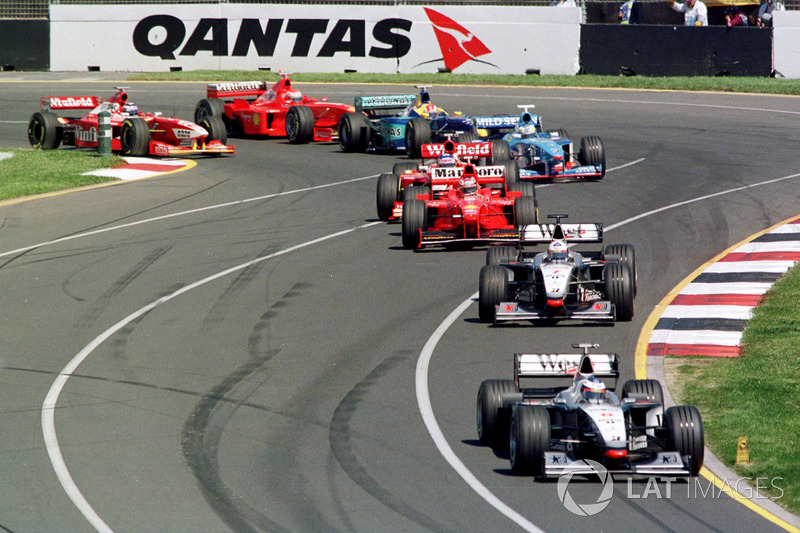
[194, 73, 355, 143]
[485, 105, 605, 181]
[338, 86, 478, 158]
[28, 87, 235, 156]
[377, 140, 519, 221]
[476, 343, 704, 477]
[401, 163, 538, 249]
[478, 214, 636, 323]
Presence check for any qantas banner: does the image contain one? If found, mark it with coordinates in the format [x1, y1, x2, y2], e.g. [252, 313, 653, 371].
[50, 5, 580, 74]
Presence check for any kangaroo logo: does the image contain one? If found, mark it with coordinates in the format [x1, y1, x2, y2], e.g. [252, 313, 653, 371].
[421, 8, 497, 71]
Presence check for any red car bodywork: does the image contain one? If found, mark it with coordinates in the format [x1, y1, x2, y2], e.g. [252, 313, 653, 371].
[197, 74, 355, 142]
[401, 165, 537, 249]
[28, 87, 234, 156]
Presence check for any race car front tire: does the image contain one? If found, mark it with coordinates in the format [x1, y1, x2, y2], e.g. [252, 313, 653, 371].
[121, 117, 150, 156]
[392, 161, 418, 175]
[402, 185, 431, 203]
[405, 118, 431, 159]
[491, 140, 511, 164]
[338, 113, 370, 152]
[376, 172, 401, 221]
[401, 198, 427, 249]
[286, 105, 315, 144]
[503, 160, 520, 187]
[665, 405, 704, 476]
[478, 265, 508, 323]
[194, 98, 225, 124]
[509, 405, 550, 476]
[514, 196, 539, 226]
[28, 111, 61, 150]
[508, 181, 535, 198]
[579, 135, 606, 177]
[459, 131, 479, 143]
[604, 263, 635, 321]
[200, 115, 228, 145]
[547, 128, 570, 141]
[486, 245, 517, 266]
[621, 379, 664, 405]
[604, 243, 637, 295]
[477, 379, 518, 447]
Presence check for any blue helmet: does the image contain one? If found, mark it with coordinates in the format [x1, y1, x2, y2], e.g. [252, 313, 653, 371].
[437, 153, 457, 168]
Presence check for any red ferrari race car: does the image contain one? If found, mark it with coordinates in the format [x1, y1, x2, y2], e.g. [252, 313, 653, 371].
[401, 163, 538, 249]
[27, 87, 234, 157]
[377, 140, 518, 221]
[194, 73, 356, 143]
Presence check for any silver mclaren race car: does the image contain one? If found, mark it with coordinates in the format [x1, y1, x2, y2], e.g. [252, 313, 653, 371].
[478, 214, 636, 324]
[476, 343, 704, 478]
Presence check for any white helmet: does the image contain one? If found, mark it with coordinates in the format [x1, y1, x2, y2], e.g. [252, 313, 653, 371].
[548, 240, 569, 261]
[581, 377, 607, 403]
[459, 175, 479, 195]
[517, 122, 537, 138]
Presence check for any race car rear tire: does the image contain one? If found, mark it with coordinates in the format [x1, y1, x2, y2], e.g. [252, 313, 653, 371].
[477, 379, 518, 447]
[286, 105, 315, 144]
[402, 185, 431, 202]
[405, 118, 432, 159]
[194, 98, 225, 124]
[392, 162, 418, 175]
[503, 160, 520, 187]
[510, 405, 550, 476]
[665, 405, 704, 476]
[491, 140, 511, 164]
[376, 172, 401, 221]
[478, 265, 508, 323]
[200, 115, 228, 145]
[604, 243, 637, 295]
[338, 113, 370, 152]
[402, 198, 427, 249]
[621, 379, 664, 405]
[579, 135, 606, 178]
[28, 111, 61, 150]
[121, 117, 150, 156]
[459, 131, 479, 143]
[514, 196, 539, 226]
[486, 245, 517, 266]
[604, 263, 635, 321]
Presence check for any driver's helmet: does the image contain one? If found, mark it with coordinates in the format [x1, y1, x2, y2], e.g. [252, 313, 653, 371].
[581, 377, 607, 403]
[516, 122, 537, 138]
[459, 175, 479, 195]
[437, 153, 457, 168]
[415, 103, 438, 118]
[548, 239, 569, 262]
[286, 90, 303, 103]
[122, 102, 139, 116]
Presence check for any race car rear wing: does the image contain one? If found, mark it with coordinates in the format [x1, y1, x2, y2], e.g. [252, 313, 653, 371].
[514, 349, 620, 381]
[355, 94, 416, 117]
[41, 96, 102, 111]
[519, 222, 603, 244]
[421, 140, 493, 161]
[206, 81, 269, 98]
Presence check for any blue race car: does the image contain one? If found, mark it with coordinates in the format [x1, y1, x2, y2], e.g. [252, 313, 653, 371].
[337, 86, 478, 158]
[478, 105, 606, 181]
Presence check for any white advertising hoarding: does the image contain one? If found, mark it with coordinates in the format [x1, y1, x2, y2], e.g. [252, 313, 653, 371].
[50, 4, 580, 75]
[774, 11, 800, 79]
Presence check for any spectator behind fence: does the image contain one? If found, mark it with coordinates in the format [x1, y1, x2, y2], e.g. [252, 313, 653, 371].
[725, 5, 749, 26]
[757, 0, 784, 26]
[670, 0, 708, 26]
[619, 0, 644, 23]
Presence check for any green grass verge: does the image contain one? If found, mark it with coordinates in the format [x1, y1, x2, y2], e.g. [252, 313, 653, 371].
[667, 265, 800, 514]
[0, 149, 124, 201]
[128, 70, 800, 95]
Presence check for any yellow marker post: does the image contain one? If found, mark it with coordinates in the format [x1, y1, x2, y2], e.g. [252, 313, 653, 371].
[736, 436, 750, 465]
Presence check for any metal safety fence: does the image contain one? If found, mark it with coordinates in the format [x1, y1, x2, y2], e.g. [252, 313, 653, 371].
[0, 0, 796, 19]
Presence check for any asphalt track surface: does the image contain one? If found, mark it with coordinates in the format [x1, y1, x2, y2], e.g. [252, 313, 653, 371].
[0, 74, 798, 532]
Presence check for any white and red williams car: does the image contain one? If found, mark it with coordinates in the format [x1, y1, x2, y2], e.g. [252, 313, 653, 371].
[28, 87, 234, 156]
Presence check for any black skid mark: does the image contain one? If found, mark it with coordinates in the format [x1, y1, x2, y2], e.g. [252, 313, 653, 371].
[73, 246, 171, 330]
[182, 351, 290, 533]
[328, 352, 456, 533]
